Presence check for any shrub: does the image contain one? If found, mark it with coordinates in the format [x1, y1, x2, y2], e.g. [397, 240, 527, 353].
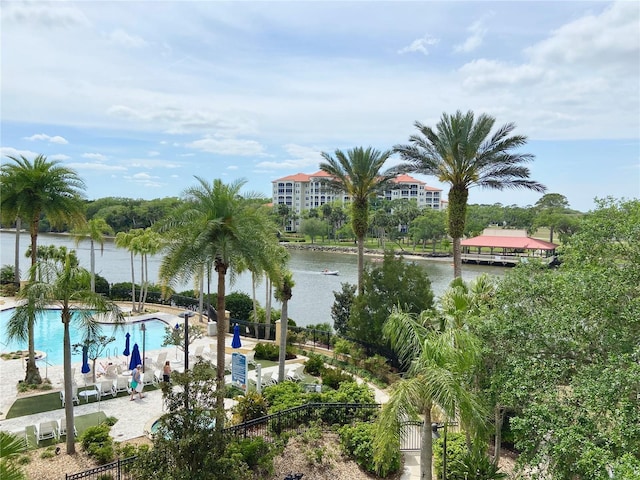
[304, 354, 325, 376]
[433, 432, 467, 479]
[320, 368, 354, 390]
[80, 424, 114, 464]
[227, 437, 275, 477]
[339, 423, 400, 476]
[103, 416, 118, 426]
[232, 391, 269, 423]
[254, 343, 279, 361]
[262, 382, 306, 413]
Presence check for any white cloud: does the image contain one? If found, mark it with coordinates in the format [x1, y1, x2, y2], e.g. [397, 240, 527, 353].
[106, 29, 148, 48]
[148, 151, 160, 157]
[1, 2, 90, 28]
[454, 17, 490, 53]
[186, 136, 266, 156]
[49, 154, 71, 161]
[398, 35, 439, 56]
[82, 153, 108, 162]
[23, 133, 69, 144]
[67, 162, 126, 172]
[129, 159, 181, 169]
[0, 147, 39, 159]
[227, 165, 238, 170]
[256, 144, 323, 170]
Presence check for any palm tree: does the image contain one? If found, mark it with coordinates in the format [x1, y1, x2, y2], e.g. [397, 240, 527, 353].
[6, 248, 123, 454]
[0, 154, 86, 384]
[73, 218, 114, 292]
[0, 431, 27, 480]
[131, 229, 163, 312]
[159, 177, 284, 431]
[274, 270, 294, 382]
[114, 229, 144, 312]
[373, 309, 486, 480]
[320, 147, 395, 295]
[393, 111, 546, 278]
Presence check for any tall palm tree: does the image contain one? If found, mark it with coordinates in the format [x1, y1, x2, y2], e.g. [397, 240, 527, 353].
[72, 218, 114, 292]
[320, 147, 395, 295]
[0, 154, 86, 384]
[393, 111, 546, 278]
[274, 270, 294, 382]
[159, 177, 284, 431]
[373, 309, 486, 480]
[131, 228, 163, 312]
[6, 248, 123, 454]
[114, 229, 143, 312]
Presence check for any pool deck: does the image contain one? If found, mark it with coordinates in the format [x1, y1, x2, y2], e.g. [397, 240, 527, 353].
[0, 297, 251, 441]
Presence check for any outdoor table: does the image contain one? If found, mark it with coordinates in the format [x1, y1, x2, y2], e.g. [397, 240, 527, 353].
[79, 387, 99, 403]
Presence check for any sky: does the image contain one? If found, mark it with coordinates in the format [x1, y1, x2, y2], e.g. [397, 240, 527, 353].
[1, 1, 638, 213]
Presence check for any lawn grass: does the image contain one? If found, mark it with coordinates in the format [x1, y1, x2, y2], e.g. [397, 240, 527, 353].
[7, 384, 159, 419]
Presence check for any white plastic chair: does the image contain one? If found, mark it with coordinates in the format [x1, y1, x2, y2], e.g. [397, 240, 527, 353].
[97, 380, 116, 398]
[189, 345, 204, 364]
[36, 421, 58, 444]
[286, 364, 305, 382]
[153, 351, 168, 370]
[57, 417, 77, 438]
[113, 376, 130, 394]
[245, 350, 256, 366]
[60, 385, 80, 406]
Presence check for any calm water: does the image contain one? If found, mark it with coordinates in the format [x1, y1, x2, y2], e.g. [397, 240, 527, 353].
[0, 231, 504, 327]
[0, 308, 171, 366]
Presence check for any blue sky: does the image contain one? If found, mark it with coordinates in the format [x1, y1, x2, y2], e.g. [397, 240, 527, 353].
[1, 1, 638, 213]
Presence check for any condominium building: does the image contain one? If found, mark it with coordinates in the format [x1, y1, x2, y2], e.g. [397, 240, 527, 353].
[272, 171, 443, 230]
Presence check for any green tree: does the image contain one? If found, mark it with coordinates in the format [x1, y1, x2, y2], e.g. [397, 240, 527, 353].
[6, 248, 123, 454]
[533, 193, 571, 242]
[409, 209, 447, 252]
[114, 229, 143, 312]
[159, 177, 284, 432]
[394, 111, 546, 278]
[299, 217, 328, 243]
[72, 217, 114, 292]
[348, 251, 434, 348]
[320, 147, 395, 295]
[331, 282, 357, 335]
[72, 335, 115, 384]
[131, 228, 163, 312]
[274, 270, 294, 382]
[0, 154, 86, 384]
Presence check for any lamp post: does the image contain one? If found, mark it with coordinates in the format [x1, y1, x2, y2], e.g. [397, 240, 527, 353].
[178, 311, 195, 412]
[179, 311, 195, 370]
[140, 322, 147, 373]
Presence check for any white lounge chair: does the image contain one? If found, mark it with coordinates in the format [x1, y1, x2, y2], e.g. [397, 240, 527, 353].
[141, 371, 154, 387]
[104, 364, 118, 379]
[60, 385, 80, 406]
[153, 351, 168, 370]
[36, 421, 58, 444]
[189, 345, 205, 364]
[286, 364, 305, 382]
[113, 376, 130, 394]
[261, 371, 277, 386]
[245, 350, 256, 366]
[97, 380, 116, 398]
[57, 417, 77, 438]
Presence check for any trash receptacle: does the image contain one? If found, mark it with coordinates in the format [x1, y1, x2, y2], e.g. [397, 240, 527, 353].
[207, 322, 217, 336]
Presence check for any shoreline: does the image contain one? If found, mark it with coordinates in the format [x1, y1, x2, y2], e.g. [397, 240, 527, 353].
[281, 242, 453, 263]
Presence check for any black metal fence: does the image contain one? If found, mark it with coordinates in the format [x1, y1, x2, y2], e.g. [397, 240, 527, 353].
[65, 456, 137, 480]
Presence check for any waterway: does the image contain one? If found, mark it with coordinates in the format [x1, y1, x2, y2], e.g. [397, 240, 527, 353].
[1, 231, 504, 327]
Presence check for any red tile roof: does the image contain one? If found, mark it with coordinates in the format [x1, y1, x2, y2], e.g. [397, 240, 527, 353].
[461, 235, 557, 250]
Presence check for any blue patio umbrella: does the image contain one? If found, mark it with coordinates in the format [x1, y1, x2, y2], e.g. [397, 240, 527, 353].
[81, 345, 90, 374]
[123, 332, 131, 356]
[128, 343, 142, 371]
[231, 324, 242, 349]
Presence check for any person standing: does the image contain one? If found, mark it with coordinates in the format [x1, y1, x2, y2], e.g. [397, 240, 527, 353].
[163, 360, 171, 383]
[130, 364, 145, 401]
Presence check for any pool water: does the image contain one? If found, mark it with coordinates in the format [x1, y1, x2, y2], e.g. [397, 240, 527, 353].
[0, 309, 172, 366]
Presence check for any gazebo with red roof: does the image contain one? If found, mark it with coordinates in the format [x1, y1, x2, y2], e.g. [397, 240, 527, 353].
[460, 229, 558, 266]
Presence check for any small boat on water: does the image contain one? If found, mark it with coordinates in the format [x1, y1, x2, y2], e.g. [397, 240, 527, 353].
[321, 269, 339, 276]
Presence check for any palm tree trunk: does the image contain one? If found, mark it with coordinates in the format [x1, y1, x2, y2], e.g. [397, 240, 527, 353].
[214, 264, 227, 434]
[493, 405, 504, 464]
[63, 314, 76, 454]
[265, 277, 272, 340]
[25, 222, 42, 384]
[448, 186, 468, 279]
[357, 234, 365, 296]
[278, 299, 288, 383]
[14, 217, 21, 286]
[129, 252, 136, 312]
[89, 239, 96, 293]
[422, 406, 433, 480]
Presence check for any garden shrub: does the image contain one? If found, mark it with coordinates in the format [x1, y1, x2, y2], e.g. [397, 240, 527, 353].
[304, 353, 325, 376]
[339, 423, 400, 476]
[320, 368, 354, 390]
[262, 382, 306, 413]
[254, 343, 279, 361]
[232, 391, 269, 423]
[433, 431, 467, 479]
[80, 424, 114, 464]
[321, 381, 375, 404]
[226, 437, 275, 477]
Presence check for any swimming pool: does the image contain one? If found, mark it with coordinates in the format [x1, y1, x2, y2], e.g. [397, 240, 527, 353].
[0, 309, 172, 366]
